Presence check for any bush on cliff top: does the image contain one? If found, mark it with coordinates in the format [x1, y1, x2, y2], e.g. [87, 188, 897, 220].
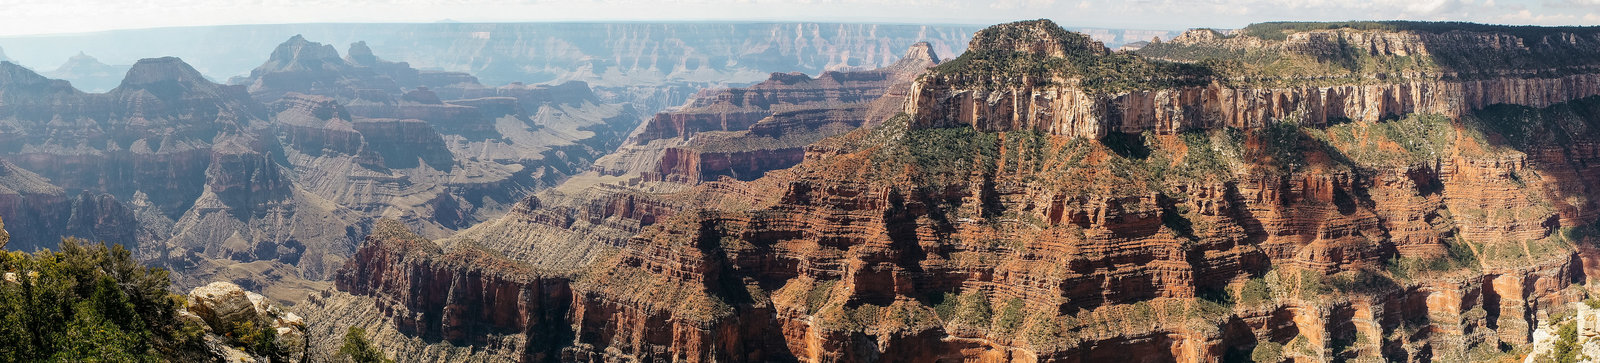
[0, 237, 204, 361]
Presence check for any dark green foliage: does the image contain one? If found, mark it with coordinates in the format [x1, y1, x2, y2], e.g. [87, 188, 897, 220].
[900, 126, 1001, 187]
[230, 320, 281, 360]
[1560, 219, 1600, 245]
[930, 49, 1211, 93]
[994, 298, 1025, 333]
[1539, 321, 1580, 363]
[1251, 341, 1284, 363]
[805, 280, 836, 314]
[1376, 114, 1454, 164]
[1236, 278, 1274, 307]
[1100, 132, 1151, 159]
[1297, 269, 1401, 297]
[932, 292, 959, 321]
[948, 291, 992, 326]
[1257, 121, 1307, 175]
[965, 19, 1103, 56]
[1138, 21, 1600, 85]
[338, 327, 394, 363]
[1387, 237, 1480, 280]
[1469, 96, 1600, 150]
[0, 238, 203, 362]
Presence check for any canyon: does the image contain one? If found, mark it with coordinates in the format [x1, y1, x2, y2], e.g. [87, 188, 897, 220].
[316, 20, 1600, 362]
[0, 20, 978, 361]
[7, 17, 1600, 363]
[0, 22, 985, 119]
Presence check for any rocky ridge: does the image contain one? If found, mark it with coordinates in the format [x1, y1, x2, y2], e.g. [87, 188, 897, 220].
[911, 20, 1600, 140]
[185, 281, 310, 362]
[42, 52, 130, 92]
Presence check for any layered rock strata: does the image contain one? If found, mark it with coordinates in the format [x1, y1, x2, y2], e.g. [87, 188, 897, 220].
[911, 20, 1600, 139]
[331, 20, 1600, 362]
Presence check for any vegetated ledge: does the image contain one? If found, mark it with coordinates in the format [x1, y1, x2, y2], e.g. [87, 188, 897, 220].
[911, 19, 1600, 139]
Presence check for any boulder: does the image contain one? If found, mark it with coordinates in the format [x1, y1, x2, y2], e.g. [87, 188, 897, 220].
[187, 282, 266, 331]
[188, 281, 309, 362]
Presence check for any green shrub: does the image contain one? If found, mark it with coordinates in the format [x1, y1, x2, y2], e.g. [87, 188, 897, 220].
[229, 320, 280, 359]
[805, 280, 836, 314]
[1538, 321, 1581, 363]
[953, 291, 993, 326]
[1257, 121, 1306, 175]
[1252, 341, 1285, 363]
[932, 292, 960, 321]
[994, 298, 1025, 333]
[1237, 278, 1274, 306]
[1387, 237, 1479, 280]
[0, 238, 202, 362]
[338, 327, 394, 363]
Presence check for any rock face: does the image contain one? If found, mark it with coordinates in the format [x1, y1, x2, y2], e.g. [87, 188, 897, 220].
[324, 220, 573, 361]
[909, 71, 1600, 140]
[325, 20, 1600, 362]
[188, 281, 310, 362]
[630, 42, 941, 183]
[0, 159, 148, 250]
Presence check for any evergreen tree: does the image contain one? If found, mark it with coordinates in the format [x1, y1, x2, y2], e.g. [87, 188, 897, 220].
[338, 327, 394, 363]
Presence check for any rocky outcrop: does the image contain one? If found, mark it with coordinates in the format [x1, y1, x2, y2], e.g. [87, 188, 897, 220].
[271, 93, 366, 157]
[188, 281, 310, 362]
[908, 71, 1600, 139]
[0, 37, 649, 310]
[332, 220, 573, 360]
[2, 57, 264, 218]
[206, 137, 293, 218]
[0, 159, 71, 250]
[242, 35, 386, 102]
[350, 118, 454, 171]
[626, 42, 942, 184]
[910, 19, 1600, 139]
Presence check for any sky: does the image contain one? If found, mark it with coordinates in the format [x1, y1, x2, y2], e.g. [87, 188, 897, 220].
[1, 0, 1597, 37]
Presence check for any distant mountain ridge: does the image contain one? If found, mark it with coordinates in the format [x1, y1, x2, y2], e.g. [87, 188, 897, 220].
[0, 35, 648, 305]
[0, 22, 980, 87]
[41, 52, 128, 92]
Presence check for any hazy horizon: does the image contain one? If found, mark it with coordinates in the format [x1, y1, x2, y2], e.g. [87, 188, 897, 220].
[3, 0, 1598, 38]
